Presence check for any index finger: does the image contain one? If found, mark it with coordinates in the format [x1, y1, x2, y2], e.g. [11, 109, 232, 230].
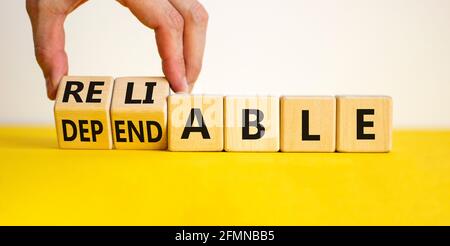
[169, 0, 208, 92]
[121, 0, 189, 93]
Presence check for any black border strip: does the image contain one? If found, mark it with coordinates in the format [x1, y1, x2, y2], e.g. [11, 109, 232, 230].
[0, 226, 449, 243]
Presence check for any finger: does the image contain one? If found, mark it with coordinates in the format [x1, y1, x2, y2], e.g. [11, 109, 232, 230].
[169, 0, 208, 92]
[26, 0, 86, 100]
[121, 0, 188, 92]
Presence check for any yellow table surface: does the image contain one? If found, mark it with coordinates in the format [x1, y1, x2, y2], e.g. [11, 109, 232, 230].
[0, 127, 449, 225]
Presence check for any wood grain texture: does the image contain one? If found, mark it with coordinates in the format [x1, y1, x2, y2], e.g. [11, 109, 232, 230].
[224, 96, 279, 152]
[168, 94, 223, 151]
[111, 77, 169, 149]
[281, 96, 336, 152]
[54, 76, 114, 149]
[336, 96, 392, 152]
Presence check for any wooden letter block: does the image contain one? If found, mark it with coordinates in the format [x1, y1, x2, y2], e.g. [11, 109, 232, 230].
[168, 94, 223, 151]
[280, 96, 336, 152]
[224, 96, 279, 152]
[111, 77, 169, 149]
[54, 76, 114, 149]
[336, 96, 393, 152]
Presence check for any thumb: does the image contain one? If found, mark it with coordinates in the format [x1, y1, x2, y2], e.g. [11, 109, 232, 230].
[27, 1, 69, 100]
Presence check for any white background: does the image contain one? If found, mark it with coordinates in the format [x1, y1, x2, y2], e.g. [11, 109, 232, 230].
[1, 0, 449, 127]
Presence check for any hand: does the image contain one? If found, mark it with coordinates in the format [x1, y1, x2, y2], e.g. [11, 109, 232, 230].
[26, 0, 209, 100]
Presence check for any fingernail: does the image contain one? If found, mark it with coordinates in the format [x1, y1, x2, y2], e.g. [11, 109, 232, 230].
[179, 76, 189, 93]
[45, 77, 51, 91]
[44, 76, 50, 87]
[45, 79, 56, 100]
[188, 83, 195, 93]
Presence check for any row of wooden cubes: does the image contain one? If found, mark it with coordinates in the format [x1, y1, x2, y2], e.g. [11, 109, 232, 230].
[54, 76, 392, 152]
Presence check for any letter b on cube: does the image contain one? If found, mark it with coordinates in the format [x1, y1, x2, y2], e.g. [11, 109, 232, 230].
[224, 96, 279, 152]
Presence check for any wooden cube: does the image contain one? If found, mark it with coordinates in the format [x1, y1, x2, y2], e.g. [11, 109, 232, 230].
[111, 77, 170, 149]
[336, 96, 393, 152]
[224, 96, 279, 152]
[280, 96, 336, 152]
[54, 76, 114, 149]
[168, 94, 223, 151]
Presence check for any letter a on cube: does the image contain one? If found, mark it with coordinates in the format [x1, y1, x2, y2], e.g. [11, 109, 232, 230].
[224, 96, 279, 152]
[168, 94, 223, 151]
[111, 77, 170, 149]
[54, 76, 114, 149]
